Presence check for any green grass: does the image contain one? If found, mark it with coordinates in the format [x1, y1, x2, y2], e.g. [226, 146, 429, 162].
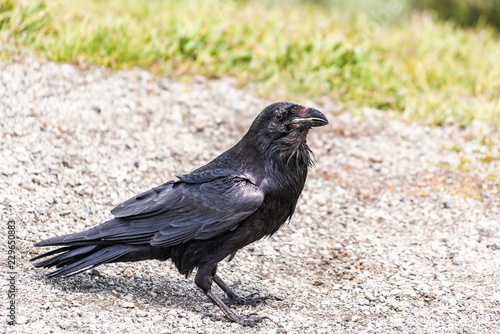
[1, 0, 499, 128]
[414, 0, 500, 29]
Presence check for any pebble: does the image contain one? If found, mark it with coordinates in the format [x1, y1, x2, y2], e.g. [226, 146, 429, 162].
[57, 319, 69, 329]
[21, 182, 36, 191]
[390, 317, 405, 327]
[364, 292, 376, 301]
[121, 302, 135, 308]
[124, 268, 134, 277]
[83, 280, 94, 288]
[446, 297, 457, 307]
[136, 310, 148, 317]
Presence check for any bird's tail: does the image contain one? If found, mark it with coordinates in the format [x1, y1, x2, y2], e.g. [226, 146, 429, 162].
[31, 244, 170, 277]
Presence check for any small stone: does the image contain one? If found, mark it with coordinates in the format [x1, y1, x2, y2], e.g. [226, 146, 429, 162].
[136, 310, 147, 317]
[16, 316, 28, 324]
[365, 292, 376, 301]
[121, 301, 135, 308]
[2, 169, 14, 176]
[439, 280, 451, 288]
[90, 269, 102, 277]
[356, 297, 369, 306]
[388, 299, 400, 310]
[463, 290, 475, 299]
[21, 182, 36, 191]
[390, 317, 405, 327]
[57, 319, 69, 329]
[83, 280, 93, 288]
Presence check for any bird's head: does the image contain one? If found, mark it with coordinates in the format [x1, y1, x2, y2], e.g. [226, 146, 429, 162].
[248, 102, 328, 141]
[238, 102, 328, 170]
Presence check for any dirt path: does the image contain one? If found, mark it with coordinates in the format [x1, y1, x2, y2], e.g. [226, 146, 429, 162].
[1, 59, 499, 333]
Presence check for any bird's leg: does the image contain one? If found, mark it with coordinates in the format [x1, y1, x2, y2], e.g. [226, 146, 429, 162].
[196, 264, 270, 326]
[203, 291, 270, 327]
[213, 274, 272, 306]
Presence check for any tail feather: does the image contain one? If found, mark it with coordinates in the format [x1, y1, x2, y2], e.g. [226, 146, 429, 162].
[35, 229, 109, 247]
[34, 219, 157, 247]
[31, 245, 99, 268]
[31, 244, 171, 278]
[45, 246, 131, 277]
[31, 246, 79, 262]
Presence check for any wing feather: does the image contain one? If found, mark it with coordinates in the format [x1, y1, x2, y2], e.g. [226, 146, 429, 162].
[45, 176, 264, 248]
[150, 177, 263, 246]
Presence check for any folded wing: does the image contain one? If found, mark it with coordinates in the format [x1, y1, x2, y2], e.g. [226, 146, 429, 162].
[36, 176, 264, 248]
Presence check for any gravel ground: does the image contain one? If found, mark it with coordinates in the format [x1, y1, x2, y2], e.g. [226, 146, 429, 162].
[1, 58, 499, 333]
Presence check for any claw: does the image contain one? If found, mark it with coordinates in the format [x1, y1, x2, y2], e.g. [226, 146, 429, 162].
[205, 291, 272, 327]
[240, 315, 270, 327]
[237, 313, 270, 326]
[213, 274, 273, 307]
[223, 293, 273, 306]
[202, 311, 270, 326]
[201, 313, 226, 322]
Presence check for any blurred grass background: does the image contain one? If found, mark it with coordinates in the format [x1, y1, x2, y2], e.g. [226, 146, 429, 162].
[1, 0, 499, 128]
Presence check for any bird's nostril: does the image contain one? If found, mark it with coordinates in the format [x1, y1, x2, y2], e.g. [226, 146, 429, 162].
[297, 106, 310, 117]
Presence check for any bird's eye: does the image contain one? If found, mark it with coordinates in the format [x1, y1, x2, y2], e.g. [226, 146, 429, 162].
[275, 113, 283, 121]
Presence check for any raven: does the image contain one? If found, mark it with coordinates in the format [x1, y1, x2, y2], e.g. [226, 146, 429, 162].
[32, 102, 328, 326]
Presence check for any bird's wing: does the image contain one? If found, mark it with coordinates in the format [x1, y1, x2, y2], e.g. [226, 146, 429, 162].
[151, 176, 263, 247]
[97, 175, 264, 247]
[110, 181, 177, 219]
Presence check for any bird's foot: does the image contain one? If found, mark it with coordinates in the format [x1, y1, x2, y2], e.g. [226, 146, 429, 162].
[223, 292, 273, 306]
[202, 312, 270, 327]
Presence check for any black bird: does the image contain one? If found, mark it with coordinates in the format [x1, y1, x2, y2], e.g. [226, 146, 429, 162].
[31, 102, 328, 326]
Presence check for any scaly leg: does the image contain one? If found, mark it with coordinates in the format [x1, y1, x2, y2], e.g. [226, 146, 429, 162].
[195, 264, 270, 326]
[213, 274, 272, 306]
[203, 291, 270, 327]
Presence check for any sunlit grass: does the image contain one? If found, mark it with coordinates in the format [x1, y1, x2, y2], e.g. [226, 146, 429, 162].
[1, 0, 499, 127]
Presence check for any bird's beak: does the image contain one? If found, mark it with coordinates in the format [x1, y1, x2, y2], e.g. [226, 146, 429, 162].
[290, 108, 329, 128]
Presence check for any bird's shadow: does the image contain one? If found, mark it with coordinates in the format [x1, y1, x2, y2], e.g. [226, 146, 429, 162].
[31, 271, 205, 313]
[30, 264, 273, 315]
